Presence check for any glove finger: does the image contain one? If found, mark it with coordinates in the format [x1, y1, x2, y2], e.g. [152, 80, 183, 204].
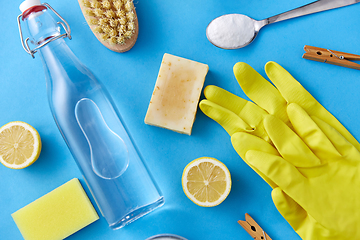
[287, 103, 341, 159]
[312, 116, 360, 158]
[199, 100, 253, 135]
[265, 61, 316, 106]
[272, 188, 333, 240]
[245, 150, 309, 197]
[231, 132, 278, 188]
[264, 115, 321, 168]
[203, 85, 248, 115]
[203, 85, 270, 139]
[199, 86, 270, 141]
[233, 62, 291, 127]
[272, 187, 307, 232]
[265, 61, 360, 152]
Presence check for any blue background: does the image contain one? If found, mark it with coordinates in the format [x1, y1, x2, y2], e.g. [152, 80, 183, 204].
[1, 0, 360, 239]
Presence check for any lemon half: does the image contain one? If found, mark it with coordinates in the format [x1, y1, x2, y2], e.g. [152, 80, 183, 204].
[182, 157, 231, 207]
[0, 121, 42, 169]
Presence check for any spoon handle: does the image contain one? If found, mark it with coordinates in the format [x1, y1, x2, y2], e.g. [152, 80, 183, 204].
[266, 0, 360, 24]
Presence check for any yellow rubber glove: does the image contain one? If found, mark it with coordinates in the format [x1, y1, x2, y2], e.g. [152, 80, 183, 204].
[199, 61, 360, 188]
[232, 103, 360, 240]
[199, 61, 360, 151]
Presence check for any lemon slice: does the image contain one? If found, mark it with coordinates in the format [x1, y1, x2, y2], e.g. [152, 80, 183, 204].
[0, 121, 42, 169]
[182, 157, 231, 207]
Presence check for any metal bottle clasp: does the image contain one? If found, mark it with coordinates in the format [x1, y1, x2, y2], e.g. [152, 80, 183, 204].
[17, 3, 72, 58]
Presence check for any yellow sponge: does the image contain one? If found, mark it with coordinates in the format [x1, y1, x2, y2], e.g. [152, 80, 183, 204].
[12, 178, 99, 240]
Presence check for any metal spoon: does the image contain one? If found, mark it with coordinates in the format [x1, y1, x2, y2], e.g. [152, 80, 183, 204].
[206, 0, 360, 49]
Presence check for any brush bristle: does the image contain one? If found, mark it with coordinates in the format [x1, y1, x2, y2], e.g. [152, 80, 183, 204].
[82, 0, 136, 45]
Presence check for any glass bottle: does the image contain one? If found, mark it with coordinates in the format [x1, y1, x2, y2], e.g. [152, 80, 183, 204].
[17, 0, 164, 229]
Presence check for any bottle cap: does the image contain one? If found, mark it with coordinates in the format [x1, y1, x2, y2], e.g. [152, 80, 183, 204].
[19, 0, 41, 13]
[17, 1, 71, 58]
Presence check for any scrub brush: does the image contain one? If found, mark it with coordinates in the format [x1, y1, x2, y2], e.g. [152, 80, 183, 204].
[78, 0, 139, 52]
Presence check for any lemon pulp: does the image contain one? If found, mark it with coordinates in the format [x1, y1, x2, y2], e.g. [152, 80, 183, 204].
[0, 121, 41, 169]
[182, 157, 231, 207]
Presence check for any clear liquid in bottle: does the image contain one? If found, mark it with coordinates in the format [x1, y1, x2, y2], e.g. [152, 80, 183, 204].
[18, 0, 164, 229]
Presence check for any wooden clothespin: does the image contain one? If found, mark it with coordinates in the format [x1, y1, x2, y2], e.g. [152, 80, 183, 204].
[303, 45, 360, 70]
[238, 213, 272, 240]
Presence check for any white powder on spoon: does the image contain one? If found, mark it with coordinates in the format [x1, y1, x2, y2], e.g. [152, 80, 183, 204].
[206, 14, 256, 49]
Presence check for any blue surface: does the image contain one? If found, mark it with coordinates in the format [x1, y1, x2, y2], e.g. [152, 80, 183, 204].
[1, 0, 360, 239]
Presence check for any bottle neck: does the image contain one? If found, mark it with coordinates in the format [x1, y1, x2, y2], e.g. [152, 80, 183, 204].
[22, 5, 92, 91]
[38, 37, 76, 72]
[23, 7, 61, 47]
[22, 7, 84, 82]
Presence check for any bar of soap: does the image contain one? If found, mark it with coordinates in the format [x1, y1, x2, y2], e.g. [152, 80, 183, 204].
[12, 178, 99, 240]
[145, 53, 209, 135]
